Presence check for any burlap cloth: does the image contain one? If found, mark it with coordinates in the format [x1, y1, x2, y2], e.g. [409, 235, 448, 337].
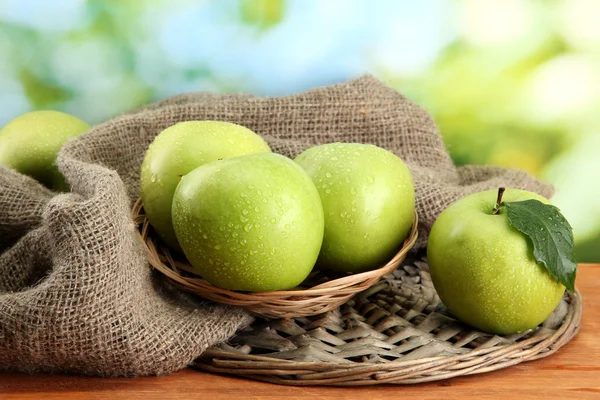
[0, 75, 553, 377]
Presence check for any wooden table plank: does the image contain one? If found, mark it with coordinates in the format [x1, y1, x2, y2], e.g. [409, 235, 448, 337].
[1, 264, 598, 400]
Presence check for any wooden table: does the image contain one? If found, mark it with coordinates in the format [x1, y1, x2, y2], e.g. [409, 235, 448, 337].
[1, 264, 598, 400]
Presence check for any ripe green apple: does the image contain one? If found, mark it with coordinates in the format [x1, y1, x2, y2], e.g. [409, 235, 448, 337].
[140, 121, 271, 250]
[0, 110, 90, 190]
[294, 143, 415, 273]
[427, 188, 566, 335]
[172, 152, 324, 292]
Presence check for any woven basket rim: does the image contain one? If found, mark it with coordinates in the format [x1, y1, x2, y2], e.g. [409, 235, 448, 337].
[193, 281, 582, 386]
[133, 199, 419, 317]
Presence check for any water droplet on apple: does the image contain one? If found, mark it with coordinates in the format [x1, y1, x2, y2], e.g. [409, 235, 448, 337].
[270, 218, 276, 224]
[243, 224, 252, 232]
[325, 172, 332, 178]
[150, 175, 156, 183]
[242, 209, 249, 215]
[214, 245, 221, 250]
[239, 239, 247, 246]
[350, 187, 357, 195]
[325, 189, 331, 194]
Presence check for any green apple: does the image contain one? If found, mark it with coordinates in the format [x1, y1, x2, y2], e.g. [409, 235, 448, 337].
[427, 188, 566, 335]
[294, 143, 415, 273]
[172, 152, 324, 292]
[140, 121, 271, 250]
[0, 110, 90, 190]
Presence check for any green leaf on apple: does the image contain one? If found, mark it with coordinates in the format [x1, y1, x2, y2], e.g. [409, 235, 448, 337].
[503, 199, 577, 292]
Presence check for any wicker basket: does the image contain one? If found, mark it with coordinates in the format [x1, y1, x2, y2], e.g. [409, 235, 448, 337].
[194, 254, 582, 386]
[133, 199, 419, 318]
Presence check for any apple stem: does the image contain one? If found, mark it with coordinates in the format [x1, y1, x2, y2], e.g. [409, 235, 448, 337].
[493, 187, 506, 215]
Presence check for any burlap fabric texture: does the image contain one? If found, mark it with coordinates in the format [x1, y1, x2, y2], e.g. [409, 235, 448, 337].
[0, 75, 553, 377]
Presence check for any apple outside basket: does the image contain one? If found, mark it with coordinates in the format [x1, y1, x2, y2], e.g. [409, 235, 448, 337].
[133, 199, 419, 319]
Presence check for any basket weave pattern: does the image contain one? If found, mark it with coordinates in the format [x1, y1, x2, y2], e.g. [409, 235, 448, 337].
[133, 199, 419, 318]
[194, 255, 582, 385]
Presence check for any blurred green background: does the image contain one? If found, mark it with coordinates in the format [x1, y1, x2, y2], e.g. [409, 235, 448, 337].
[1, 0, 598, 261]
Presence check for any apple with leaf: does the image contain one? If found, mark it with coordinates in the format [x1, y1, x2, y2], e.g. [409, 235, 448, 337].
[428, 187, 577, 335]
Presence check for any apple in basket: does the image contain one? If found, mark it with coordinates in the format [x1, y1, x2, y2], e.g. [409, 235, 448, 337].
[140, 121, 271, 250]
[295, 143, 415, 273]
[427, 188, 576, 335]
[172, 152, 324, 292]
[0, 110, 90, 191]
